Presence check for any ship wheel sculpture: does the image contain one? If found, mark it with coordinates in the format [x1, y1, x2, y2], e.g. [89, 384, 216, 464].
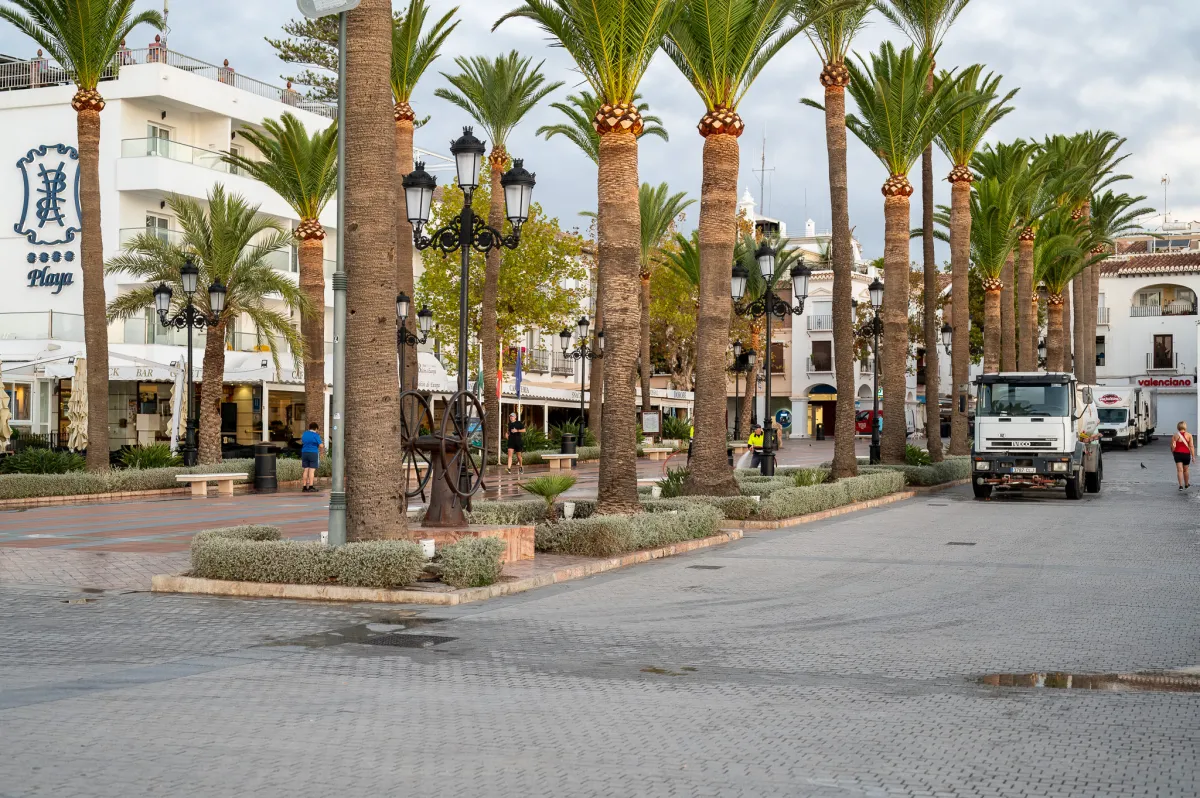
[440, 389, 486, 499]
[398, 389, 434, 501]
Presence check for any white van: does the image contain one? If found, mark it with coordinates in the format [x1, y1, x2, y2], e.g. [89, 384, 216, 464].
[1094, 387, 1155, 449]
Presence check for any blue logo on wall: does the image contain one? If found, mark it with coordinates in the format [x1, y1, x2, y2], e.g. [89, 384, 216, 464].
[15, 144, 81, 245]
[775, 408, 792, 428]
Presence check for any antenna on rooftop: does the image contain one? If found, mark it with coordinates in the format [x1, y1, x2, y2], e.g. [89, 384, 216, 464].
[162, 0, 171, 46]
[1161, 174, 1170, 223]
[753, 134, 775, 217]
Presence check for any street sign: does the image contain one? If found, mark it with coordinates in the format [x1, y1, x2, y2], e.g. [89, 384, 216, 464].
[775, 408, 792, 428]
[296, 0, 359, 18]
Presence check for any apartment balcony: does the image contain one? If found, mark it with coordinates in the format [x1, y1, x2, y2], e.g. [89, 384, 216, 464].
[0, 311, 84, 341]
[117, 228, 334, 279]
[1097, 307, 1110, 326]
[1130, 302, 1195, 317]
[1146, 352, 1181, 374]
[806, 356, 833, 374]
[859, 358, 874, 375]
[807, 314, 832, 332]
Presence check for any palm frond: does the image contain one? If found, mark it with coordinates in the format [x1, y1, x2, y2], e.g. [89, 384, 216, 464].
[873, 0, 972, 52]
[663, 231, 700, 289]
[224, 113, 338, 223]
[794, 0, 872, 68]
[391, 0, 460, 103]
[1089, 190, 1155, 252]
[639, 182, 694, 273]
[969, 176, 1022, 280]
[934, 65, 1017, 168]
[535, 89, 668, 165]
[434, 51, 563, 150]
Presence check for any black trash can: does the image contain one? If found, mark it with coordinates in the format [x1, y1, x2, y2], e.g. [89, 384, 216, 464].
[727, 446, 734, 467]
[815, 423, 825, 441]
[560, 433, 577, 455]
[254, 442, 278, 493]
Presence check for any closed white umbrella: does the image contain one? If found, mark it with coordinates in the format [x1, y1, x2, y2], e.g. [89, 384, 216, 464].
[66, 357, 88, 452]
[0, 362, 12, 449]
[168, 367, 185, 453]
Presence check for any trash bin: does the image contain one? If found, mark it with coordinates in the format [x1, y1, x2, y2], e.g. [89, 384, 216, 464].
[727, 446, 734, 467]
[254, 442, 278, 493]
[815, 423, 825, 441]
[560, 432, 577, 455]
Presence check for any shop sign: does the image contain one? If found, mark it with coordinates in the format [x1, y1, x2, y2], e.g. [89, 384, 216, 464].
[1098, 393, 1123, 405]
[15, 144, 80, 292]
[1136, 376, 1194, 389]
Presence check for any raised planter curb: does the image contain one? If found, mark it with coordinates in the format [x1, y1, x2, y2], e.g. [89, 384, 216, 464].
[0, 477, 330, 510]
[735, 489, 918, 530]
[151, 529, 744, 606]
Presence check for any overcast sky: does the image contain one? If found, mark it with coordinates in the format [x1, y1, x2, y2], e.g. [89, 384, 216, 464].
[3, 0, 1195, 262]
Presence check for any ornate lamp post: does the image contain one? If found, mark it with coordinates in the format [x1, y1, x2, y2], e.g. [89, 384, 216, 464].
[732, 242, 811, 475]
[154, 258, 226, 467]
[1038, 338, 1048, 369]
[560, 316, 604, 429]
[396, 291, 433, 390]
[941, 323, 953, 356]
[855, 277, 884, 465]
[402, 127, 534, 526]
[728, 340, 756, 440]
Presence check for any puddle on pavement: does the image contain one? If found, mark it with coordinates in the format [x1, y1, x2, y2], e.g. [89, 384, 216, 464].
[981, 672, 1200, 693]
[266, 615, 450, 649]
[641, 666, 698, 676]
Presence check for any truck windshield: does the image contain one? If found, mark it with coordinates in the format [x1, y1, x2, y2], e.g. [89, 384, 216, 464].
[1097, 409, 1127, 424]
[978, 383, 1070, 417]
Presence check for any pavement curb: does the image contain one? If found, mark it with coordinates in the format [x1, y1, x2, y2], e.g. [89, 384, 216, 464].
[150, 529, 744, 606]
[0, 478, 330, 510]
[735, 490, 918, 530]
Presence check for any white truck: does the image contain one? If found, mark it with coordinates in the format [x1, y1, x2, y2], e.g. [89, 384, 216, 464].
[971, 372, 1102, 501]
[1094, 386, 1156, 450]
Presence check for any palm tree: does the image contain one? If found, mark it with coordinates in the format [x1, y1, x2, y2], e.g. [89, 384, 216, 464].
[435, 52, 562, 468]
[966, 177, 1022, 373]
[0, 0, 163, 470]
[875, 0, 973, 461]
[105, 187, 306, 464]
[224, 113, 337, 441]
[637, 183, 693, 414]
[933, 65, 1014, 454]
[842, 42, 979, 464]
[1033, 210, 1100, 372]
[538, 89, 668, 447]
[497, 0, 682, 515]
[661, 0, 810, 492]
[1089, 190, 1153, 262]
[392, 0, 458, 392]
[796, 0, 871, 479]
[346, 0, 406, 540]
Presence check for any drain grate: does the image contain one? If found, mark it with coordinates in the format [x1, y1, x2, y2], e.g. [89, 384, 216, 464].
[687, 565, 724, 570]
[947, 542, 976, 546]
[362, 633, 457, 649]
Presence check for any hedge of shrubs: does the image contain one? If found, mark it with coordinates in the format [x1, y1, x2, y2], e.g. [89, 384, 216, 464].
[858, 457, 971, 486]
[756, 471, 905, 521]
[535, 504, 724, 557]
[438, 537, 507, 588]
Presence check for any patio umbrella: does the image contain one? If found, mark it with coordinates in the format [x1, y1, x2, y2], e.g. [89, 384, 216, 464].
[66, 357, 88, 452]
[0, 362, 12, 449]
[168, 367, 184, 453]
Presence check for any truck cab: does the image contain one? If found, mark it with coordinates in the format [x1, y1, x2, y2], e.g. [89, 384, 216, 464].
[971, 372, 1102, 500]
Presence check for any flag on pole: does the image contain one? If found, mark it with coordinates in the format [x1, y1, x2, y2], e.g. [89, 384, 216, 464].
[474, 344, 484, 397]
[496, 343, 503, 400]
[515, 347, 524, 413]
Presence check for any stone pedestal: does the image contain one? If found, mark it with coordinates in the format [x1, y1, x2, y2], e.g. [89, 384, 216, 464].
[425, 525, 535, 564]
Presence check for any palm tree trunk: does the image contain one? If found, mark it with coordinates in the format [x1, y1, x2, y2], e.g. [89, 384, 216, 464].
[1081, 203, 1096, 383]
[395, 116, 418, 393]
[1062, 283, 1074, 374]
[77, 107, 110, 471]
[684, 132, 739, 497]
[1088, 263, 1100, 382]
[596, 130, 642, 513]
[639, 274, 652, 414]
[1000, 254, 1015, 372]
[740, 322, 760, 437]
[1047, 298, 1065, 372]
[481, 152, 505, 469]
[983, 282, 1002, 374]
[881, 188, 910, 465]
[588, 248, 603, 445]
[299, 233, 326, 438]
[198, 319, 227, 465]
[949, 178, 971, 455]
[1017, 233, 1035, 370]
[1071, 272, 1087, 378]
[344, 0, 406, 540]
[919, 74, 942, 462]
[826, 80, 860, 477]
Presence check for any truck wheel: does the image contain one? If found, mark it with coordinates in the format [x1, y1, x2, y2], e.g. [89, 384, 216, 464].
[972, 480, 992, 500]
[1124, 437, 1133, 451]
[1065, 472, 1084, 500]
[1085, 456, 1102, 494]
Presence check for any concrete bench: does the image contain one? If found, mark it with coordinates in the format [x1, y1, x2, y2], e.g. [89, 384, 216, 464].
[176, 473, 248, 497]
[642, 447, 675, 461]
[541, 454, 578, 471]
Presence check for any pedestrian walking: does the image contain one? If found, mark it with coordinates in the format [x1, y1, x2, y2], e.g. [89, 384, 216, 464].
[748, 424, 765, 469]
[1171, 421, 1195, 491]
[300, 422, 322, 493]
[506, 413, 526, 475]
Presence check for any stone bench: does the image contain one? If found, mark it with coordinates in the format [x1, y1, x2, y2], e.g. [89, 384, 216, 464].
[642, 447, 675, 461]
[176, 473, 248, 497]
[541, 454, 578, 471]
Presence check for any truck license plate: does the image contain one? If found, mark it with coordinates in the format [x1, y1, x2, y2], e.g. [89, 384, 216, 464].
[1012, 467, 1037, 474]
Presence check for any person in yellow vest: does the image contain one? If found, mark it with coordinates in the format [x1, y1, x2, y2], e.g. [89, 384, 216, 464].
[747, 424, 765, 469]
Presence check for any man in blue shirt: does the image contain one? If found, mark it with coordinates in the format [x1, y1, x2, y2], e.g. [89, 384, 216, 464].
[300, 422, 322, 493]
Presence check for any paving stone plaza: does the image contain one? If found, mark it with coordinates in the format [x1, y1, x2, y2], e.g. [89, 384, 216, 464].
[1, 444, 1196, 797]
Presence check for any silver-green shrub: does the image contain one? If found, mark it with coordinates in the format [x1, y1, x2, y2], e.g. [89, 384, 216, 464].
[191, 538, 331, 584]
[535, 505, 722, 556]
[466, 499, 549, 525]
[642, 495, 760, 521]
[757, 471, 904, 521]
[439, 537, 507, 588]
[865, 457, 970, 486]
[331, 541, 425, 588]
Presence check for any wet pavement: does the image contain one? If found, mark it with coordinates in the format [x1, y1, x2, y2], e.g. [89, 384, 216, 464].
[1, 442, 1196, 796]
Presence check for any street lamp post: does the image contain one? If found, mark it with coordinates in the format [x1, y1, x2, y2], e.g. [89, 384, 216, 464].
[560, 316, 603, 429]
[154, 258, 226, 467]
[403, 127, 534, 524]
[732, 242, 811, 476]
[855, 278, 885, 465]
[728, 340, 756, 441]
[396, 292, 433, 390]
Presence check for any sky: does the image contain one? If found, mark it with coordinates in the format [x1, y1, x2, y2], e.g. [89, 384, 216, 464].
[2, 0, 1196, 263]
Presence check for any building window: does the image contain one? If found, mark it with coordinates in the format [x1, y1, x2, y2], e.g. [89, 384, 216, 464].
[1138, 289, 1161, 307]
[1095, 336, 1105, 367]
[809, 340, 831, 372]
[228, 144, 243, 176]
[6, 384, 31, 422]
[771, 341, 786, 374]
[146, 123, 172, 157]
[1153, 334, 1173, 370]
[146, 213, 170, 243]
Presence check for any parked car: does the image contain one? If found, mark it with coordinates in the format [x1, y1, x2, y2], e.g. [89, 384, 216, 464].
[856, 410, 881, 435]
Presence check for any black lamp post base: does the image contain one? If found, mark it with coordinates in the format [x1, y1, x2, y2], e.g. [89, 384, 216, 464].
[869, 443, 881, 465]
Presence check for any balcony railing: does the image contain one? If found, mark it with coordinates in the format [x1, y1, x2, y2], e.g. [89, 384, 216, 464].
[807, 314, 832, 331]
[860, 358, 874, 375]
[807, 356, 833, 373]
[118, 228, 335, 278]
[121, 138, 240, 173]
[1131, 302, 1196, 317]
[0, 311, 85, 341]
[1097, 307, 1110, 325]
[0, 48, 336, 119]
[1146, 352, 1180, 372]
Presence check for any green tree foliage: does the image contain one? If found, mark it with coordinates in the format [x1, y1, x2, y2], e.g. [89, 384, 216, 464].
[265, 16, 339, 103]
[649, 248, 697, 388]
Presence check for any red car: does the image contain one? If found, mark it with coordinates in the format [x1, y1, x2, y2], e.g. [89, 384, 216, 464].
[855, 410, 882, 435]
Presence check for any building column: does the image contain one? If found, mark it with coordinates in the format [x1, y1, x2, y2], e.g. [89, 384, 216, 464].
[792, 397, 809, 439]
[261, 382, 270, 442]
[543, 403, 549, 434]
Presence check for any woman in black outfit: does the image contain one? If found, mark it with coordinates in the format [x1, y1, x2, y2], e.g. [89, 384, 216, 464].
[506, 413, 526, 474]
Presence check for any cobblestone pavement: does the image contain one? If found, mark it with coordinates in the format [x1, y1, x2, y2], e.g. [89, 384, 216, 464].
[2, 444, 1196, 797]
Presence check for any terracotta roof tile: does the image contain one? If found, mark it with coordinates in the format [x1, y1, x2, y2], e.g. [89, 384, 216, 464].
[1100, 251, 1200, 276]
[1116, 239, 1148, 254]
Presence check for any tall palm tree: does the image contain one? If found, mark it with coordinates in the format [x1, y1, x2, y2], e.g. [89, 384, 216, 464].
[842, 42, 978, 464]
[933, 65, 1014, 454]
[796, 0, 871, 479]
[966, 177, 1022, 373]
[347, 0, 405, 540]
[497, 0, 682, 514]
[105, 187, 306, 464]
[0, 0, 163, 470]
[1089, 190, 1153, 262]
[875, 0, 972, 460]
[1034, 209, 1100, 372]
[637, 183, 693, 414]
[662, 0, 811, 493]
[435, 52, 562, 468]
[224, 113, 337, 441]
[392, 1, 458, 392]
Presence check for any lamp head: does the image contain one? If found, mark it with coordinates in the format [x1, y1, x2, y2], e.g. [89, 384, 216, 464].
[449, 126, 486, 191]
[731, 262, 749, 302]
[868, 277, 884, 310]
[596, 330, 604, 352]
[500, 158, 535, 228]
[558, 327, 572, 353]
[396, 292, 410, 322]
[180, 257, 199, 296]
[402, 162, 437, 231]
[755, 240, 776, 280]
[417, 306, 433, 334]
[790, 263, 811, 302]
[940, 323, 953, 349]
[576, 315, 590, 342]
[207, 279, 226, 316]
[153, 282, 173, 315]
[733, 339, 743, 358]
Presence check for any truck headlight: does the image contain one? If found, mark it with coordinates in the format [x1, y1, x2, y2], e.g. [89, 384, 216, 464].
[1051, 462, 1068, 472]
[974, 461, 991, 471]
